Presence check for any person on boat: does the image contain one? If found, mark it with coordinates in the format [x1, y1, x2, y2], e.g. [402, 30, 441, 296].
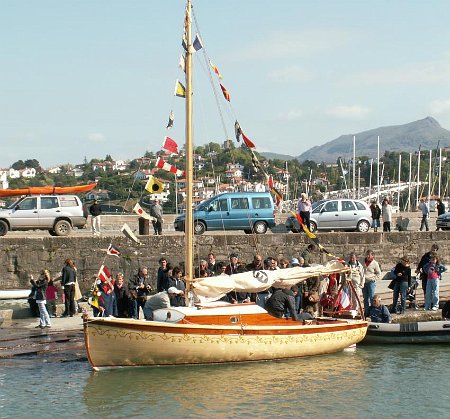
[128, 266, 152, 319]
[301, 244, 316, 266]
[113, 272, 129, 318]
[61, 258, 77, 317]
[297, 193, 312, 231]
[423, 254, 446, 311]
[97, 280, 117, 317]
[150, 199, 163, 235]
[33, 270, 52, 329]
[367, 295, 392, 323]
[416, 243, 439, 302]
[381, 197, 393, 232]
[156, 257, 170, 291]
[369, 200, 381, 232]
[246, 254, 264, 271]
[207, 252, 217, 273]
[265, 287, 299, 320]
[195, 259, 210, 277]
[225, 253, 242, 275]
[347, 252, 365, 311]
[89, 199, 102, 236]
[302, 276, 320, 316]
[143, 287, 183, 320]
[165, 266, 186, 306]
[362, 250, 382, 316]
[278, 258, 290, 269]
[391, 256, 412, 314]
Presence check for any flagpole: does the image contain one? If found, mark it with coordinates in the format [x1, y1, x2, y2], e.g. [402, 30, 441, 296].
[438, 148, 442, 198]
[428, 149, 432, 201]
[416, 146, 421, 206]
[397, 154, 401, 209]
[377, 136, 380, 202]
[184, 0, 194, 297]
[353, 135, 356, 199]
[408, 153, 412, 211]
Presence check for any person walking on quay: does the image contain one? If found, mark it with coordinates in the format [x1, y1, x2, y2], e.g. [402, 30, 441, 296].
[362, 250, 381, 316]
[89, 199, 102, 235]
[436, 197, 446, 230]
[61, 258, 77, 317]
[297, 193, 312, 231]
[391, 256, 411, 314]
[423, 254, 446, 311]
[381, 197, 393, 232]
[33, 269, 52, 328]
[150, 199, 164, 235]
[418, 197, 429, 231]
[370, 200, 381, 232]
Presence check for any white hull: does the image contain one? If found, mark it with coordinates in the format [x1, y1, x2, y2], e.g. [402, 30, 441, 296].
[0, 290, 29, 300]
[363, 320, 450, 344]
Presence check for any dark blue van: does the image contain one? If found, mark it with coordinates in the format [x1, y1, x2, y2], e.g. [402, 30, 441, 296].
[174, 192, 276, 235]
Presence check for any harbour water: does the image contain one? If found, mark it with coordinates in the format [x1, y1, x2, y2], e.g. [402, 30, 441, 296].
[1, 345, 449, 418]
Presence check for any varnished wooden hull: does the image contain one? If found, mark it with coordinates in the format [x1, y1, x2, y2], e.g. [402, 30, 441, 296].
[83, 312, 368, 370]
[0, 183, 96, 197]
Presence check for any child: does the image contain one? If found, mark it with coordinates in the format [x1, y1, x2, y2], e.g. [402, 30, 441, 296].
[46, 279, 58, 318]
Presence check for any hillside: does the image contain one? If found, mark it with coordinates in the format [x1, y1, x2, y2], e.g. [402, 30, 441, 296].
[297, 117, 450, 162]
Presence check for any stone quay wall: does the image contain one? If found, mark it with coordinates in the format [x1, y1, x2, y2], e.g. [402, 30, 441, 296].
[1, 230, 449, 294]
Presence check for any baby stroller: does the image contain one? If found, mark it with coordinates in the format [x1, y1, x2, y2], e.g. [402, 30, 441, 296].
[407, 277, 420, 309]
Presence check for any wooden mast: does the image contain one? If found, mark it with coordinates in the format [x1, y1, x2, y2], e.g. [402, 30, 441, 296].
[184, 0, 194, 296]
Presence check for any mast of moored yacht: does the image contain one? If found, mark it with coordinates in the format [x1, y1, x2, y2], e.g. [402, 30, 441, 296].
[184, 0, 194, 295]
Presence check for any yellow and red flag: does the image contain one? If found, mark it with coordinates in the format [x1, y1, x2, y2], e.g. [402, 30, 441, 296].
[219, 83, 231, 102]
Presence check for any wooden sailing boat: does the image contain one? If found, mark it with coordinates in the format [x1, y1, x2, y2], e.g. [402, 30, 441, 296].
[83, 0, 367, 370]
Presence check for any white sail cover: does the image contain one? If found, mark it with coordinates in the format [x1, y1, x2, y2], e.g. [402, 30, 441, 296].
[191, 260, 349, 302]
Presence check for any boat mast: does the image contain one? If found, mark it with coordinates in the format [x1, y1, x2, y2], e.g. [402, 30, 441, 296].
[185, 0, 194, 289]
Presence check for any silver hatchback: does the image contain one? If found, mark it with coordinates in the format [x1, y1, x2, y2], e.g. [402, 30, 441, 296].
[286, 199, 372, 233]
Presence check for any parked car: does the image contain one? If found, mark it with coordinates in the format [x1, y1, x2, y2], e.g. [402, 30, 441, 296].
[174, 192, 276, 235]
[285, 199, 371, 233]
[436, 213, 450, 230]
[0, 195, 87, 236]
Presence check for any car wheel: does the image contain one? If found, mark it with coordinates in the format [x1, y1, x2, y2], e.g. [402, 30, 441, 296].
[193, 221, 206, 235]
[53, 220, 72, 236]
[253, 221, 268, 234]
[0, 220, 9, 236]
[309, 221, 318, 233]
[357, 220, 370, 232]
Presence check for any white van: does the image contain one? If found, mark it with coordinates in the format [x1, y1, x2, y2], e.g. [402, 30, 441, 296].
[0, 195, 88, 236]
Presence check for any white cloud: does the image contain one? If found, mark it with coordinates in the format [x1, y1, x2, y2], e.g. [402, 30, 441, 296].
[87, 133, 105, 143]
[325, 105, 370, 120]
[345, 54, 450, 85]
[230, 28, 352, 61]
[277, 109, 304, 121]
[268, 66, 313, 83]
[429, 99, 450, 115]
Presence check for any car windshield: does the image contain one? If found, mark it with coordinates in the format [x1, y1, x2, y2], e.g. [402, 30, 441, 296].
[7, 197, 26, 209]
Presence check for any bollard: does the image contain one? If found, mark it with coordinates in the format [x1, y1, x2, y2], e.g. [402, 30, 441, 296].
[138, 217, 150, 235]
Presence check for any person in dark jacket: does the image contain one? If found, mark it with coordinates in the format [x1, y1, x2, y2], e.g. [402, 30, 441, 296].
[61, 258, 77, 317]
[33, 269, 52, 328]
[391, 256, 411, 314]
[265, 287, 298, 320]
[416, 243, 439, 301]
[89, 199, 102, 235]
[156, 258, 170, 291]
[436, 198, 446, 230]
[128, 267, 152, 319]
[370, 200, 382, 232]
[113, 272, 129, 318]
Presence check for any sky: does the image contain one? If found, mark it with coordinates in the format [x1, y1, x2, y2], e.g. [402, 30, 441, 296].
[2, 0, 450, 168]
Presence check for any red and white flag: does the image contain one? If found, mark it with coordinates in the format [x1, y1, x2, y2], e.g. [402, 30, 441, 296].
[155, 157, 185, 177]
[97, 265, 112, 283]
[162, 136, 179, 154]
[132, 203, 155, 221]
[106, 244, 121, 258]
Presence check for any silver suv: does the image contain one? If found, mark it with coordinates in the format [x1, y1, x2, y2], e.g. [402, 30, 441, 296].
[286, 199, 372, 233]
[0, 195, 87, 236]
